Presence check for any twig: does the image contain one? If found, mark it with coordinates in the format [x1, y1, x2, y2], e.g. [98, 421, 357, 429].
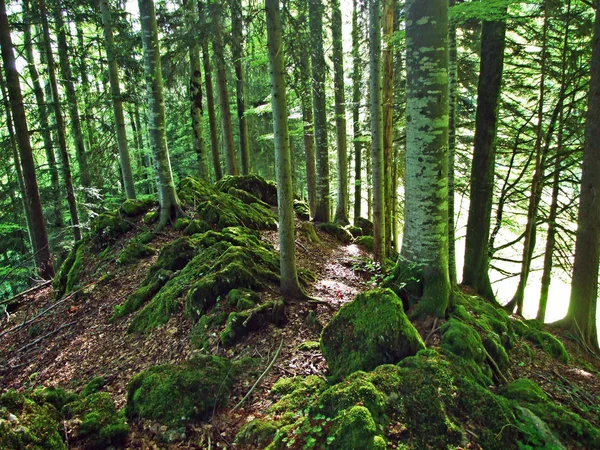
[295, 240, 309, 253]
[15, 321, 76, 353]
[232, 338, 284, 412]
[0, 280, 52, 308]
[484, 347, 509, 384]
[425, 318, 439, 345]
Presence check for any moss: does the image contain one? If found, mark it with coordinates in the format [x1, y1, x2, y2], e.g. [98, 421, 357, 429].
[146, 236, 197, 280]
[91, 212, 131, 242]
[346, 225, 363, 238]
[355, 235, 374, 252]
[294, 199, 310, 220]
[183, 219, 210, 236]
[119, 197, 156, 217]
[227, 186, 269, 208]
[298, 222, 320, 244]
[144, 210, 158, 225]
[320, 372, 386, 419]
[329, 406, 385, 450]
[125, 355, 236, 426]
[137, 231, 155, 244]
[81, 377, 106, 398]
[483, 333, 510, 372]
[112, 269, 173, 320]
[235, 419, 280, 447]
[226, 288, 259, 311]
[269, 376, 327, 415]
[297, 340, 320, 351]
[58, 242, 93, 296]
[501, 379, 549, 404]
[30, 387, 77, 412]
[355, 217, 374, 236]
[318, 222, 353, 244]
[523, 329, 569, 364]
[63, 392, 128, 449]
[117, 241, 155, 265]
[53, 240, 84, 297]
[440, 319, 486, 364]
[220, 300, 285, 347]
[215, 174, 278, 206]
[321, 288, 425, 381]
[173, 217, 190, 231]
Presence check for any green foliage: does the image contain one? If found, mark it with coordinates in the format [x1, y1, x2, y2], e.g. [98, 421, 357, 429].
[81, 377, 106, 397]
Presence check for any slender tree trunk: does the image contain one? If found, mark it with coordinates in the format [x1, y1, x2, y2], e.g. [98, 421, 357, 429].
[230, 0, 250, 174]
[75, 22, 96, 168]
[212, 8, 238, 176]
[138, 0, 184, 230]
[563, 0, 600, 351]
[332, 0, 349, 225]
[309, 0, 330, 222]
[401, 0, 450, 318]
[352, 0, 362, 224]
[366, 142, 372, 221]
[302, 96, 317, 218]
[99, 0, 136, 199]
[0, 0, 54, 279]
[462, 12, 507, 302]
[39, 0, 81, 241]
[266, 0, 303, 298]
[202, 42, 223, 181]
[54, 0, 91, 195]
[382, 0, 393, 256]
[133, 105, 152, 194]
[369, 0, 385, 263]
[447, 0, 457, 291]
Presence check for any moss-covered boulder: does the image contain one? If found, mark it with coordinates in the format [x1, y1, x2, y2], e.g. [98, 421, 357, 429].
[215, 174, 278, 206]
[112, 269, 174, 320]
[355, 217, 374, 236]
[220, 300, 286, 347]
[321, 288, 425, 380]
[355, 235, 374, 252]
[346, 225, 363, 239]
[91, 212, 131, 243]
[440, 319, 486, 364]
[318, 222, 353, 244]
[117, 241, 155, 265]
[329, 406, 386, 450]
[522, 328, 569, 364]
[293, 199, 310, 220]
[125, 356, 236, 426]
[183, 219, 210, 236]
[119, 197, 156, 217]
[146, 236, 197, 280]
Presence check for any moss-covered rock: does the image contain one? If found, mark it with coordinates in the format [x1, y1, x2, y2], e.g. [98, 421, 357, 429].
[125, 355, 236, 426]
[318, 222, 353, 244]
[293, 199, 310, 220]
[355, 217, 374, 236]
[483, 333, 510, 372]
[215, 174, 278, 206]
[523, 328, 569, 364]
[173, 217, 190, 231]
[226, 288, 260, 311]
[227, 187, 269, 208]
[183, 219, 210, 236]
[119, 197, 156, 217]
[117, 241, 155, 265]
[146, 236, 197, 280]
[440, 319, 486, 364]
[355, 235, 374, 252]
[321, 288, 425, 381]
[329, 406, 385, 450]
[346, 225, 363, 239]
[91, 212, 131, 243]
[112, 269, 174, 320]
[235, 419, 280, 447]
[53, 240, 84, 298]
[298, 221, 320, 244]
[220, 300, 285, 347]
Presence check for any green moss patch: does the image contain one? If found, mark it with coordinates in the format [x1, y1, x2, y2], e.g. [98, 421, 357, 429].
[355, 235, 374, 252]
[355, 217, 374, 236]
[220, 300, 286, 347]
[318, 222, 353, 244]
[321, 288, 425, 381]
[215, 174, 278, 206]
[523, 328, 570, 364]
[117, 241, 155, 265]
[119, 197, 156, 217]
[91, 212, 131, 243]
[294, 199, 310, 220]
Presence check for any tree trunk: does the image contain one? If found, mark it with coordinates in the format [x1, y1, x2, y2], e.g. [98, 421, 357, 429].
[38, 0, 81, 241]
[0, 0, 54, 279]
[382, 0, 393, 256]
[401, 0, 450, 318]
[369, 0, 385, 263]
[99, 0, 136, 199]
[352, 0, 362, 224]
[447, 0, 457, 291]
[138, 0, 184, 230]
[230, 0, 250, 174]
[302, 96, 317, 218]
[266, 0, 303, 298]
[462, 12, 507, 302]
[332, 0, 349, 225]
[562, 0, 600, 351]
[202, 42, 223, 181]
[308, 0, 330, 222]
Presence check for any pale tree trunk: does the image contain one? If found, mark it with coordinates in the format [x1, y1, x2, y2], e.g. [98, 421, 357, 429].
[0, 0, 54, 279]
[563, 0, 600, 351]
[230, 0, 250, 174]
[185, 0, 209, 179]
[538, 0, 571, 322]
[22, 0, 62, 227]
[447, 0, 457, 291]
[309, 0, 330, 222]
[54, 0, 91, 196]
[75, 22, 97, 171]
[382, 0, 393, 256]
[138, 0, 184, 230]
[369, 0, 385, 263]
[352, 0, 362, 223]
[332, 0, 349, 225]
[202, 42, 223, 181]
[266, 0, 303, 298]
[99, 0, 136, 199]
[302, 95, 317, 218]
[133, 105, 153, 194]
[39, 0, 81, 241]
[401, 0, 450, 318]
[462, 11, 507, 302]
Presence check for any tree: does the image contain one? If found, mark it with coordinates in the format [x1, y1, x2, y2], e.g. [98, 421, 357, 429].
[138, 0, 184, 230]
[265, 0, 303, 298]
[331, 0, 349, 225]
[308, 0, 330, 222]
[561, 0, 600, 351]
[382, 0, 394, 254]
[369, 0, 384, 263]
[352, 0, 363, 223]
[462, 8, 508, 301]
[202, 42, 223, 181]
[400, 0, 450, 318]
[0, 0, 54, 279]
[99, 0, 136, 199]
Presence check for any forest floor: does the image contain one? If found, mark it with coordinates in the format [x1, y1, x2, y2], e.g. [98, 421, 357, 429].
[1, 216, 600, 449]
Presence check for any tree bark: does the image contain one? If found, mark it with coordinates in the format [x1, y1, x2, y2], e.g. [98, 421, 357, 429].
[382, 0, 394, 256]
[202, 42, 223, 181]
[0, 0, 54, 279]
[352, 0, 362, 224]
[447, 0, 457, 291]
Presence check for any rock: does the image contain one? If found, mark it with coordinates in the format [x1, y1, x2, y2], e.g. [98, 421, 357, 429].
[215, 174, 278, 206]
[294, 199, 311, 220]
[318, 222, 353, 244]
[320, 288, 425, 380]
[355, 217, 374, 236]
[119, 197, 156, 217]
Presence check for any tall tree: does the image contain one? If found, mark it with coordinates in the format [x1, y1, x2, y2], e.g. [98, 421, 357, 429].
[369, 0, 384, 263]
[382, 0, 394, 254]
[352, 0, 363, 223]
[230, 0, 250, 174]
[447, 0, 457, 289]
[202, 42, 223, 181]
[332, 0, 349, 225]
[0, 0, 54, 279]
[99, 0, 136, 199]
[400, 0, 450, 318]
[266, 0, 303, 298]
[138, 0, 184, 230]
[561, 0, 600, 351]
[461, 10, 507, 301]
[308, 0, 330, 222]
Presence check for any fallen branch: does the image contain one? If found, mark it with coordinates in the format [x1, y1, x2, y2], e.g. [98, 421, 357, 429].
[232, 338, 284, 411]
[0, 280, 52, 309]
[15, 321, 76, 354]
[295, 240, 309, 253]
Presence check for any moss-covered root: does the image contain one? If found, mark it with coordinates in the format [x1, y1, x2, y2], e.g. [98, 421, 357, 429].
[220, 300, 286, 347]
[117, 241, 155, 265]
[112, 269, 174, 320]
[318, 222, 353, 244]
[321, 288, 425, 381]
[298, 222, 320, 245]
[125, 355, 237, 427]
[330, 406, 386, 450]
